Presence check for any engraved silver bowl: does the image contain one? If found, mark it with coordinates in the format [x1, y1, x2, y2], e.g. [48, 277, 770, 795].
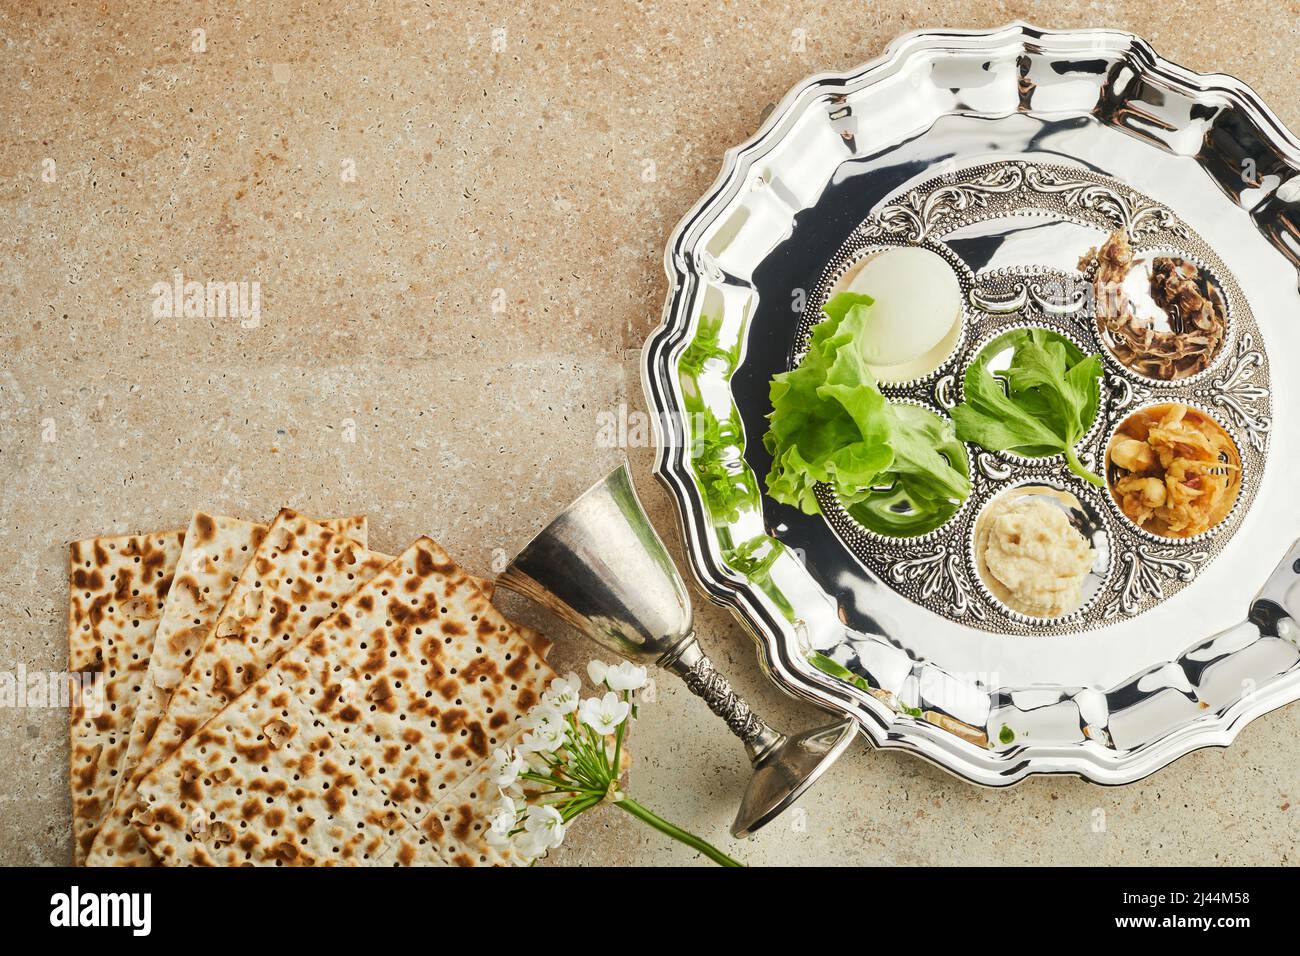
[642, 23, 1300, 785]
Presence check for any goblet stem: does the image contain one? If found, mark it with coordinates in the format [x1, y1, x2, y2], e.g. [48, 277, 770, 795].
[660, 635, 783, 763]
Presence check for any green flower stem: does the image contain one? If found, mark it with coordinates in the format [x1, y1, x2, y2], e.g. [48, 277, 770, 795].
[610, 693, 628, 777]
[560, 795, 602, 822]
[519, 771, 574, 791]
[562, 731, 607, 789]
[615, 797, 744, 867]
[565, 717, 606, 784]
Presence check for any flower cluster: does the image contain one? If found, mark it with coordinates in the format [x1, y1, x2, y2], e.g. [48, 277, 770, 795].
[485, 658, 743, 866]
[486, 660, 648, 862]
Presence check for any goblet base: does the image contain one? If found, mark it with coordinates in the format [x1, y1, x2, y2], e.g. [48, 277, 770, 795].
[732, 720, 859, 838]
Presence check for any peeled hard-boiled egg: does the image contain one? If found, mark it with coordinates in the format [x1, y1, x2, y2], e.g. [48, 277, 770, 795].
[838, 247, 963, 382]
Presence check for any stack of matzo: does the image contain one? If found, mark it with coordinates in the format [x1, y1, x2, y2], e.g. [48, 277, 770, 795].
[85, 510, 373, 865]
[71, 510, 554, 866]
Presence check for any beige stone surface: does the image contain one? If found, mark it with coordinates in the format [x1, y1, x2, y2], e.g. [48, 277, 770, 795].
[1, 1, 1296, 865]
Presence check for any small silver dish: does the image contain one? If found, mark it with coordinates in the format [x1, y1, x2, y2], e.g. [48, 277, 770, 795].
[1101, 399, 1246, 547]
[966, 478, 1114, 627]
[957, 321, 1110, 469]
[1085, 245, 1237, 389]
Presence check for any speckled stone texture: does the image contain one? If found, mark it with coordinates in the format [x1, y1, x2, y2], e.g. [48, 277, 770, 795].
[1, 1, 1296, 866]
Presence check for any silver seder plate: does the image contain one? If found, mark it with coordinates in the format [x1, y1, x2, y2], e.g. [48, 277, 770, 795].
[643, 24, 1300, 785]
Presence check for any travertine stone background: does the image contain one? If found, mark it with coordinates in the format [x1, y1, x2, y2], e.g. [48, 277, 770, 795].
[1, 1, 1296, 865]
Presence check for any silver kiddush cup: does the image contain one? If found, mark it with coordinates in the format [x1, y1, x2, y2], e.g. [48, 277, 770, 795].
[498, 462, 857, 837]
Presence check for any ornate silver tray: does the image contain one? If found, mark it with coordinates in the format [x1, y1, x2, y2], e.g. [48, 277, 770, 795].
[804, 159, 1269, 634]
[643, 23, 1300, 785]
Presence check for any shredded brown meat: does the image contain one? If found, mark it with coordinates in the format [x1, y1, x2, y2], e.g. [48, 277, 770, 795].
[1107, 404, 1240, 538]
[1081, 230, 1226, 380]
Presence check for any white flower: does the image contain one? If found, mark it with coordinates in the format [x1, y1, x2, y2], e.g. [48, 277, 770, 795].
[542, 671, 582, 714]
[489, 747, 525, 789]
[578, 691, 631, 735]
[521, 749, 552, 773]
[588, 660, 646, 693]
[509, 804, 566, 861]
[522, 804, 566, 851]
[603, 661, 648, 692]
[485, 791, 519, 848]
[521, 702, 562, 730]
[518, 705, 567, 754]
[511, 829, 544, 862]
[519, 728, 561, 756]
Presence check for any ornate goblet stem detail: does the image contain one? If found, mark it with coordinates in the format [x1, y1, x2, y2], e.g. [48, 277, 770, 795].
[665, 637, 781, 760]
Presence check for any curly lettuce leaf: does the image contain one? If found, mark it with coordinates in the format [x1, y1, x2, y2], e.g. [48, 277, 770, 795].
[848, 404, 969, 537]
[763, 293, 969, 528]
[885, 403, 970, 502]
[951, 328, 1103, 485]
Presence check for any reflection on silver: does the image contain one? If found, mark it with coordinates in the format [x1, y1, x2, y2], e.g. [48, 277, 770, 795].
[643, 23, 1300, 786]
[498, 464, 856, 836]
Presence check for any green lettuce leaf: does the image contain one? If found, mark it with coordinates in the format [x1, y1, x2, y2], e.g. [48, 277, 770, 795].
[847, 403, 970, 537]
[763, 293, 969, 532]
[951, 328, 1103, 485]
